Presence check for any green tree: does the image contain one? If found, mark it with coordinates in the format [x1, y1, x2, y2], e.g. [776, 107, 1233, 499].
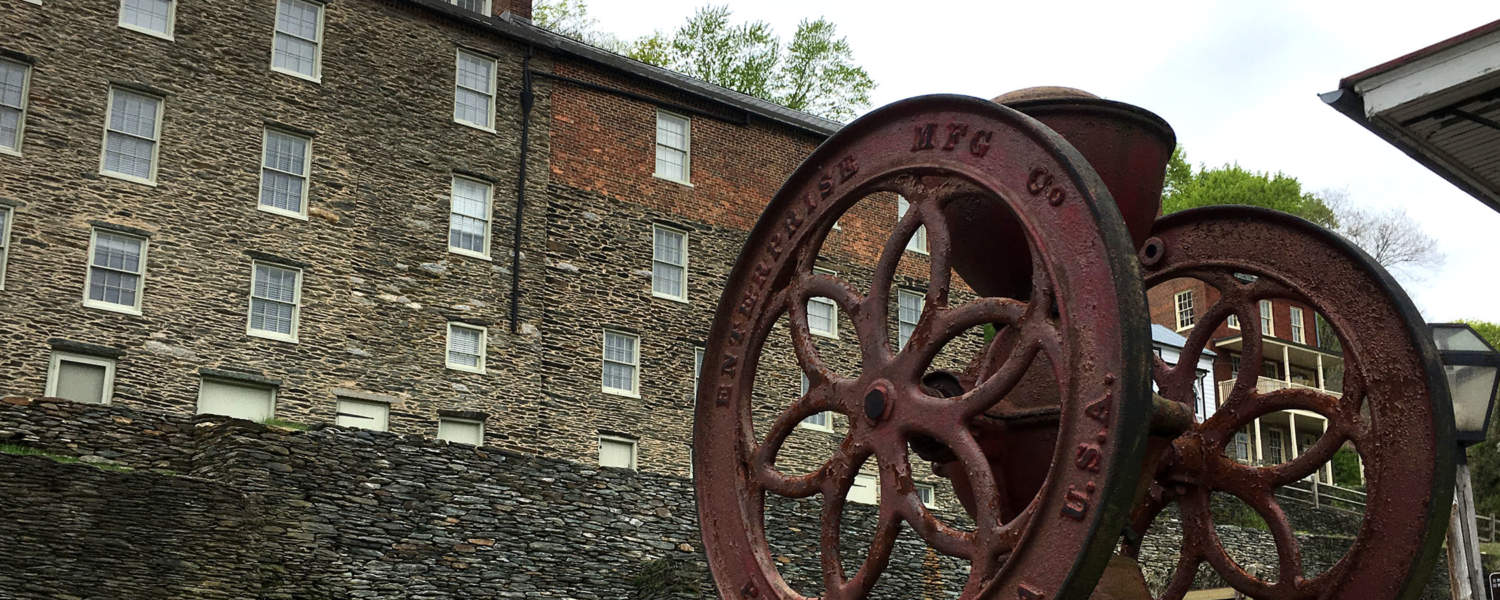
[1161, 148, 1338, 228]
[1462, 320, 1500, 516]
[533, 1, 875, 122]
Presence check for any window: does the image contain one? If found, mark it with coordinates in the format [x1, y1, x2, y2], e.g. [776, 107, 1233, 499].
[896, 196, 928, 254]
[197, 378, 276, 421]
[808, 267, 837, 338]
[271, 0, 323, 81]
[259, 129, 312, 217]
[654, 111, 690, 183]
[100, 87, 163, 184]
[248, 261, 301, 341]
[915, 483, 936, 507]
[334, 398, 389, 431]
[1229, 431, 1251, 464]
[599, 435, 637, 470]
[1259, 299, 1274, 337]
[652, 225, 687, 301]
[84, 229, 147, 313]
[0, 206, 11, 289]
[693, 346, 704, 390]
[446, 322, 486, 373]
[1226, 314, 1240, 329]
[1264, 427, 1286, 463]
[1289, 307, 1305, 344]
[454, 50, 496, 130]
[118, 0, 175, 39]
[449, 176, 492, 258]
[799, 372, 831, 431]
[1174, 290, 1195, 330]
[0, 59, 30, 155]
[448, 0, 490, 13]
[438, 417, 484, 445]
[45, 352, 115, 405]
[849, 473, 878, 505]
[602, 329, 639, 396]
[897, 289, 923, 350]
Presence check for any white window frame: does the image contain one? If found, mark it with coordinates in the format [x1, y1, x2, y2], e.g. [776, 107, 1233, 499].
[447, 175, 493, 259]
[453, 49, 497, 132]
[808, 267, 838, 338]
[246, 260, 302, 343]
[0, 59, 31, 157]
[258, 128, 313, 219]
[99, 87, 164, 186]
[334, 397, 390, 432]
[437, 416, 485, 445]
[897, 288, 924, 350]
[1259, 299, 1274, 338]
[82, 228, 148, 315]
[196, 377, 277, 421]
[117, 0, 176, 41]
[445, 322, 487, 374]
[447, 0, 491, 14]
[915, 483, 936, 507]
[849, 473, 879, 505]
[1226, 313, 1240, 330]
[653, 110, 691, 184]
[599, 434, 638, 470]
[693, 346, 704, 392]
[601, 329, 641, 397]
[798, 372, 832, 432]
[0, 205, 12, 290]
[1174, 290, 1195, 330]
[1289, 306, 1305, 344]
[896, 195, 928, 254]
[270, 0, 325, 83]
[45, 352, 116, 405]
[651, 224, 688, 302]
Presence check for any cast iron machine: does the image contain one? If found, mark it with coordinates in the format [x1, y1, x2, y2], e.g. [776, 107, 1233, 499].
[693, 90, 1455, 600]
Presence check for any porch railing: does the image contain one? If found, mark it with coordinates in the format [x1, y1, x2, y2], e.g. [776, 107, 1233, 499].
[1218, 377, 1342, 404]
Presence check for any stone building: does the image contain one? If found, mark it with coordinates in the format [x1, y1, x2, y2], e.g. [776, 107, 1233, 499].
[0, 0, 984, 504]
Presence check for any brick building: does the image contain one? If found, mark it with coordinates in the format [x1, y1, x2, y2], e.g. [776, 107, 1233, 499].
[0, 0, 984, 503]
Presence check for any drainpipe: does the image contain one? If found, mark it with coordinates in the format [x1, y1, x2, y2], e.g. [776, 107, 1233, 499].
[509, 45, 533, 334]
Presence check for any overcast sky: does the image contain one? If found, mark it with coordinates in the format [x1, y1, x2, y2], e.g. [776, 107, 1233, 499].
[591, 0, 1500, 323]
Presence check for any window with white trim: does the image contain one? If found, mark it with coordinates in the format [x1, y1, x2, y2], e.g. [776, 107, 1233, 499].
[118, 0, 175, 39]
[448, 0, 490, 13]
[808, 267, 837, 338]
[0, 59, 30, 155]
[446, 322, 486, 373]
[1174, 290, 1195, 330]
[1259, 299, 1274, 338]
[197, 378, 276, 422]
[896, 196, 928, 253]
[335, 398, 389, 431]
[248, 261, 301, 341]
[0, 206, 11, 289]
[449, 176, 492, 258]
[1289, 306, 1305, 344]
[599, 435, 637, 470]
[654, 110, 690, 183]
[259, 128, 311, 217]
[693, 346, 704, 391]
[799, 372, 831, 431]
[438, 416, 484, 445]
[1226, 314, 1240, 329]
[454, 49, 496, 130]
[652, 224, 687, 301]
[897, 289, 923, 350]
[915, 483, 936, 507]
[849, 473, 878, 505]
[271, 0, 323, 81]
[84, 229, 147, 313]
[1229, 430, 1251, 463]
[100, 87, 163, 184]
[46, 352, 115, 405]
[602, 329, 639, 396]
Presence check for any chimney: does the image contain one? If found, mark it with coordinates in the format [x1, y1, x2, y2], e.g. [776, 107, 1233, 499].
[496, 0, 532, 20]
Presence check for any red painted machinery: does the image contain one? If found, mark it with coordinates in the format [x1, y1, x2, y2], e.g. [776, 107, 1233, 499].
[693, 90, 1455, 600]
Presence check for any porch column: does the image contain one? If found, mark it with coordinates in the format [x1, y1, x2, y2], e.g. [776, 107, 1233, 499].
[1288, 412, 1300, 461]
[1253, 418, 1264, 464]
[1322, 420, 1332, 484]
[1282, 345, 1292, 386]
[1316, 354, 1326, 391]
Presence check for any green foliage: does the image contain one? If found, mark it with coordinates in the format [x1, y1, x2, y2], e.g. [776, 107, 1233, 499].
[262, 418, 310, 431]
[533, 1, 874, 122]
[1160, 147, 1338, 228]
[0, 443, 133, 472]
[1330, 447, 1363, 488]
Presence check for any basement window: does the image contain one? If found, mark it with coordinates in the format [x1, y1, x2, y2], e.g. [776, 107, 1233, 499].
[197, 378, 276, 422]
[438, 416, 484, 445]
[599, 434, 638, 470]
[45, 352, 115, 405]
[334, 397, 389, 432]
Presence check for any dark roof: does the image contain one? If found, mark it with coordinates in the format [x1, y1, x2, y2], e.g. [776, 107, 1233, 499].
[402, 0, 843, 137]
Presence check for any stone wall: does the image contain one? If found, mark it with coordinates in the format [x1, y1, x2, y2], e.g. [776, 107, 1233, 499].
[0, 399, 1455, 599]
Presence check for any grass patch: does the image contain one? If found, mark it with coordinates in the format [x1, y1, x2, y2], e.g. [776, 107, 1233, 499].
[0, 443, 131, 472]
[261, 418, 310, 431]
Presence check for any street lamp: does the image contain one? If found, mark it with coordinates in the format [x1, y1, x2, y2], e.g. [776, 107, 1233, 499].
[1430, 322, 1500, 600]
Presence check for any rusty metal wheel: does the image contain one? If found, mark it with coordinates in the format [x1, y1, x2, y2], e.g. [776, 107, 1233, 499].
[695, 95, 1152, 600]
[1127, 206, 1455, 600]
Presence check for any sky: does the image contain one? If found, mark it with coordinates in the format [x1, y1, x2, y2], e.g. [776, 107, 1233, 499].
[587, 0, 1500, 323]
